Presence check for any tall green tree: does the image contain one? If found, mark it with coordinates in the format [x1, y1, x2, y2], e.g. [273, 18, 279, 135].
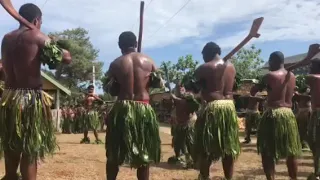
[49, 28, 104, 91]
[160, 55, 199, 89]
[231, 45, 264, 90]
[231, 45, 264, 79]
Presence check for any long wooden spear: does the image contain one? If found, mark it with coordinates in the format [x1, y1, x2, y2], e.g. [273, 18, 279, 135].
[223, 17, 264, 61]
[137, 1, 145, 53]
[0, 0, 35, 29]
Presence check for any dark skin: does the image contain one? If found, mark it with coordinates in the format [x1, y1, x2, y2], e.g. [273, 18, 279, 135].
[1, 15, 71, 180]
[194, 53, 236, 179]
[306, 61, 320, 178]
[83, 87, 103, 142]
[241, 95, 265, 143]
[170, 94, 192, 158]
[106, 41, 160, 180]
[251, 57, 296, 180]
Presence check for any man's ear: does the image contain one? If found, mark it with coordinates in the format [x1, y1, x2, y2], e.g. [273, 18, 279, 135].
[134, 41, 138, 48]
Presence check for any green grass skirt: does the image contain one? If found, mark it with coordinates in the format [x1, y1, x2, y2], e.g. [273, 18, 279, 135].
[106, 100, 161, 168]
[193, 100, 240, 162]
[174, 122, 195, 155]
[257, 108, 301, 161]
[81, 110, 100, 131]
[307, 109, 320, 151]
[0, 89, 57, 162]
[245, 111, 261, 130]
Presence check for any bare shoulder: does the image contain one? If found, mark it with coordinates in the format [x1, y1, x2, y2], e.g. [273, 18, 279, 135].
[33, 30, 50, 47]
[134, 52, 154, 64]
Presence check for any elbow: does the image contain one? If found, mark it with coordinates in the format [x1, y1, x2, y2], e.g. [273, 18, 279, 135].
[62, 49, 72, 64]
[250, 87, 257, 96]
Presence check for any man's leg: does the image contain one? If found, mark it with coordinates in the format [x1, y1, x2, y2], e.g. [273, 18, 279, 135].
[20, 153, 37, 180]
[106, 160, 119, 180]
[222, 155, 234, 180]
[310, 145, 320, 178]
[137, 165, 149, 180]
[244, 114, 252, 143]
[199, 155, 211, 179]
[286, 156, 298, 180]
[80, 129, 90, 144]
[261, 154, 275, 180]
[3, 150, 20, 180]
[93, 129, 102, 144]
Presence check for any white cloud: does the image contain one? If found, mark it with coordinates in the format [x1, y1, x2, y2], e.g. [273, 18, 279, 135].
[1, 0, 320, 63]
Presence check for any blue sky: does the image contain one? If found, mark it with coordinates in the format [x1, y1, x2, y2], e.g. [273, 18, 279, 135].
[1, 0, 320, 94]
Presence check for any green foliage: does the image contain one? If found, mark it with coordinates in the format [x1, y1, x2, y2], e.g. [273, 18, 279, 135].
[296, 75, 307, 93]
[40, 41, 63, 69]
[48, 28, 103, 91]
[159, 55, 199, 89]
[231, 45, 264, 90]
[99, 93, 117, 101]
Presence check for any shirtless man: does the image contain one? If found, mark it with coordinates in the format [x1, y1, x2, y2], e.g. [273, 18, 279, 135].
[80, 85, 103, 144]
[191, 42, 240, 180]
[105, 31, 162, 180]
[0, 3, 71, 180]
[168, 92, 199, 168]
[293, 88, 311, 150]
[303, 58, 320, 179]
[242, 95, 265, 144]
[250, 51, 301, 180]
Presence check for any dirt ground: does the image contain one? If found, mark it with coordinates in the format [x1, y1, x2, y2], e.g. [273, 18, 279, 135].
[0, 131, 314, 180]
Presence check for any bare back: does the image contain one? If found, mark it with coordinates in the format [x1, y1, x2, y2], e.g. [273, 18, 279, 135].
[109, 52, 154, 101]
[306, 74, 320, 109]
[196, 59, 236, 102]
[1, 28, 47, 89]
[264, 69, 295, 108]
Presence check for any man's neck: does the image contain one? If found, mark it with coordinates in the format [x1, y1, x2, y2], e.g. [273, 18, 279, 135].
[207, 55, 222, 63]
[121, 48, 136, 55]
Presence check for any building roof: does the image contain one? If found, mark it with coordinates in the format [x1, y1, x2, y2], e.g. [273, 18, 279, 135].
[263, 52, 320, 69]
[41, 71, 71, 96]
[263, 53, 307, 68]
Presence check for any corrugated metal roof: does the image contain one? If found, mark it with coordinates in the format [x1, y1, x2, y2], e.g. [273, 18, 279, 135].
[263, 53, 307, 68]
[263, 52, 320, 69]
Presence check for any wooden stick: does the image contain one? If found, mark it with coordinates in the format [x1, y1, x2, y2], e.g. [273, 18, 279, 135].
[286, 44, 320, 71]
[0, 0, 34, 29]
[137, 1, 145, 53]
[223, 17, 264, 61]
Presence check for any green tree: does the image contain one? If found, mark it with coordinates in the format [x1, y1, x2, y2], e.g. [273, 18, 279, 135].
[231, 45, 264, 79]
[231, 45, 264, 90]
[160, 55, 199, 89]
[49, 28, 104, 91]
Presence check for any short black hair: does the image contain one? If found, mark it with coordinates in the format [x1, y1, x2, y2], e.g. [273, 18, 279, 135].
[88, 85, 94, 89]
[269, 51, 284, 64]
[19, 3, 42, 23]
[202, 42, 221, 57]
[118, 31, 137, 50]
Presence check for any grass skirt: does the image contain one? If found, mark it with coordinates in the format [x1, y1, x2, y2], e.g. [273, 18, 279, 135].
[308, 109, 320, 151]
[0, 89, 57, 162]
[245, 110, 261, 130]
[82, 110, 100, 131]
[257, 108, 301, 161]
[106, 100, 161, 168]
[174, 122, 195, 155]
[193, 100, 240, 162]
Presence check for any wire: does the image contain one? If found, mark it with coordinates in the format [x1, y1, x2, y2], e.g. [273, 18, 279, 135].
[130, 0, 155, 31]
[42, 0, 49, 9]
[146, 0, 191, 40]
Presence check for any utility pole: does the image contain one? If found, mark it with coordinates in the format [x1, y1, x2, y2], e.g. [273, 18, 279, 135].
[92, 65, 96, 94]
